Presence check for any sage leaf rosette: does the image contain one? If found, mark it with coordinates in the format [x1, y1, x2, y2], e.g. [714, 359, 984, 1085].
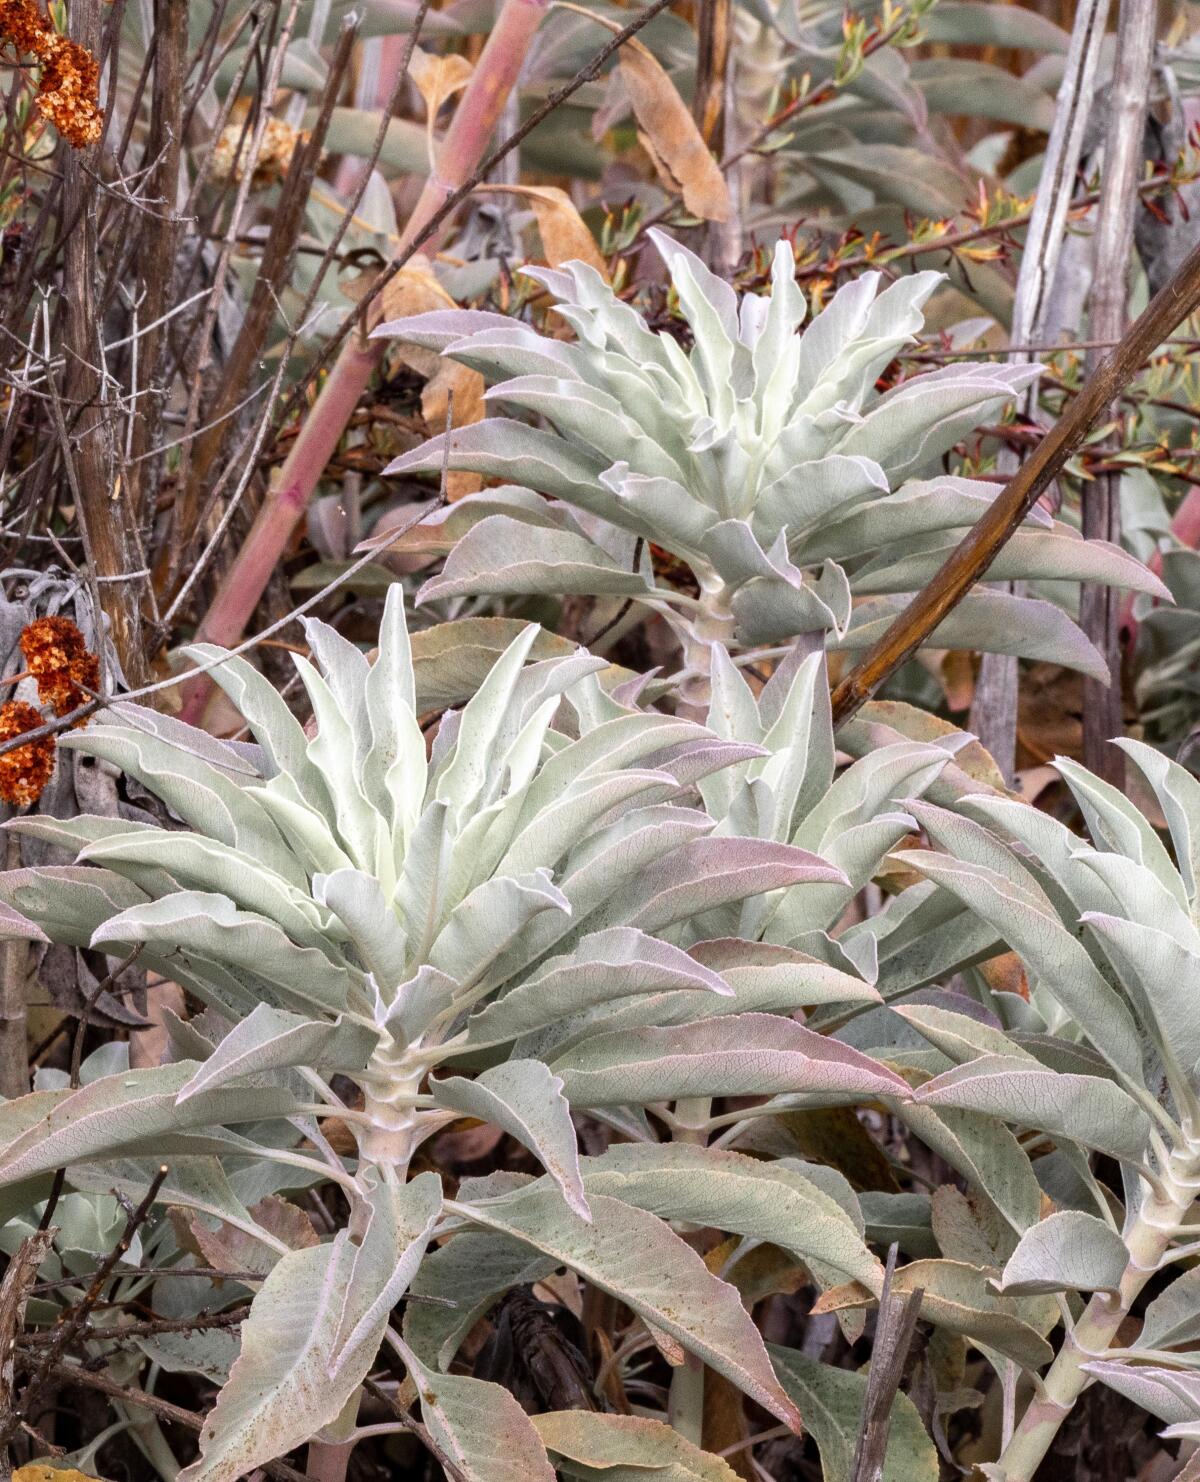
[0, 588, 925, 1480]
[374, 231, 1166, 697]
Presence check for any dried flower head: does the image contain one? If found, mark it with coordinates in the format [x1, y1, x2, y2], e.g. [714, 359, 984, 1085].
[0, 700, 54, 806]
[0, 0, 103, 148]
[19, 615, 99, 721]
[211, 116, 305, 189]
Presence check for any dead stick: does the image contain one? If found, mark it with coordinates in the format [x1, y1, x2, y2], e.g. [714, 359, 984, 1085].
[849, 1245, 924, 1482]
[829, 234, 1200, 726]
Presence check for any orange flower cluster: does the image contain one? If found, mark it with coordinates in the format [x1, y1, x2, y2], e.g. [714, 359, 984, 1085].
[0, 701, 54, 807]
[0, 0, 103, 148]
[20, 615, 99, 720]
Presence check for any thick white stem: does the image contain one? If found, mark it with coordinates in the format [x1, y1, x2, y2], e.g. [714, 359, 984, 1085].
[994, 1146, 1200, 1480]
[359, 1039, 427, 1174]
[677, 582, 735, 719]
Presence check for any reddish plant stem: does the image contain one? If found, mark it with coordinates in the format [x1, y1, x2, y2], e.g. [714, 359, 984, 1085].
[179, 0, 549, 724]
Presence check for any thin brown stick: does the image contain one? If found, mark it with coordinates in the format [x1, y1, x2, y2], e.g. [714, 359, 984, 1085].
[59, 0, 151, 689]
[849, 1246, 924, 1482]
[830, 234, 1200, 726]
[2, 1167, 168, 1451]
[27, 1359, 308, 1482]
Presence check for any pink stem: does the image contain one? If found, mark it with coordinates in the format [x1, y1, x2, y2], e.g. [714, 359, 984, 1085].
[180, 0, 549, 724]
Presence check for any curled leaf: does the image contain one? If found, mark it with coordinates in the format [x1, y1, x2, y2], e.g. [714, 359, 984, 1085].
[477, 184, 608, 277]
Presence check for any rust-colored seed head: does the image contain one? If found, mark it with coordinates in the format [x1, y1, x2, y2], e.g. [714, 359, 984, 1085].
[0, 0, 103, 148]
[20, 615, 99, 721]
[0, 700, 55, 807]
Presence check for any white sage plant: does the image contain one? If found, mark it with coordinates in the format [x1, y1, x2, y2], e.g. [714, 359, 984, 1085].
[0, 588, 939, 1481]
[374, 232, 1166, 704]
[882, 741, 1200, 1479]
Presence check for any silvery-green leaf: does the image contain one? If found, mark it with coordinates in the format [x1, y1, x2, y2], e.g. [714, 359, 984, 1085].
[818, 1258, 1055, 1371]
[427, 870, 570, 988]
[1057, 756, 1186, 906]
[496, 770, 680, 879]
[419, 516, 656, 604]
[837, 588, 1109, 681]
[177, 1239, 365, 1482]
[1116, 738, 1200, 903]
[1080, 1362, 1200, 1429]
[893, 1004, 1037, 1067]
[769, 1345, 939, 1482]
[897, 850, 1143, 1080]
[1077, 852, 1200, 957]
[314, 868, 409, 992]
[386, 420, 609, 505]
[404, 1229, 558, 1368]
[0, 1063, 297, 1186]
[0, 866, 147, 946]
[137, 1326, 240, 1384]
[175, 1005, 377, 1103]
[455, 1184, 802, 1430]
[599, 465, 717, 559]
[331, 1170, 444, 1368]
[91, 892, 358, 1016]
[835, 363, 1039, 481]
[362, 585, 427, 839]
[731, 559, 852, 645]
[79, 833, 332, 951]
[59, 725, 302, 888]
[756, 455, 888, 544]
[621, 838, 847, 933]
[892, 1103, 1041, 1235]
[401, 1344, 555, 1482]
[996, 1211, 1128, 1295]
[8, 814, 157, 858]
[372, 306, 515, 351]
[244, 774, 354, 879]
[954, 794, 1120, 924]
[793, 271, 941, 422]
[292, 653, 389, 880]
[433, 625, 539, 818]
[183, 644, 329, 802]
[433, 1060, 589, 1219]
[552, 1012, 910, 1106]
[850, 530, 1170, 599]
[70, 1155, 253, 1229]
[689, 938, 880, 1008]
[1078, 913, 1200, 1090]
[795, 475, 1051, 565]
[1139, 1266, 1200, 1350]
[488, 376, 688, 484]
[578, 1142, 881, 1287]
[860, 1192, 938, 1259]
[534, 1411, 740, 1482]
[464, 928, 730, 1049]
[915, 1055, 1152, 1163]
[445, 325, 593, 386]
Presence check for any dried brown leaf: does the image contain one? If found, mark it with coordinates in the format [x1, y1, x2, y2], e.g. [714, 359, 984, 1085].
[557, 4, 730, 221]
[379, 259, 484, 496]
[477, 184, 608, 277]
